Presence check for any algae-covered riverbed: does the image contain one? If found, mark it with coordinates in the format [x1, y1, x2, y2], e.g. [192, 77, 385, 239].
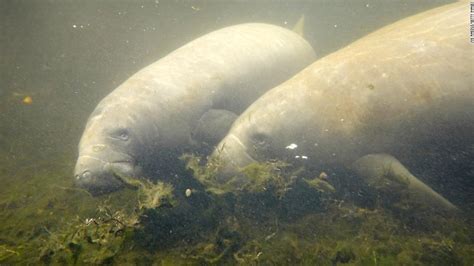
[0, 149, 472, 264]
[1, 0, 473, 264]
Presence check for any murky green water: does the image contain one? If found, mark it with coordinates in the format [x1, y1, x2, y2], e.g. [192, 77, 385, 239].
[1, 0, 473, 264]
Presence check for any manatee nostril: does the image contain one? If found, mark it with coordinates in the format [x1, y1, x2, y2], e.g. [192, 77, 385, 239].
[92, 144, 106, 152]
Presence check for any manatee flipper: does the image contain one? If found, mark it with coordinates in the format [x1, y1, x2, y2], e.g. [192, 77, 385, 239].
[191, 109, 238, 148]
[352, 154, 458, 212]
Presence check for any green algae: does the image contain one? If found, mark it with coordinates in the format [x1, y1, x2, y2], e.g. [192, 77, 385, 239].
[303, 172, 336, 194]
[0, 150, 472, 265]
[115, 175, 177, 210]
[0, 244, 20, 261]
[182, 153, 295, 196]
[0, 155, 138, 264]
[38, 203, 138, 264]
[35, 176, 184, 264]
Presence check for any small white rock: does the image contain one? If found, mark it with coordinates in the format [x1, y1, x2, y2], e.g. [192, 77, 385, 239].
[185, 188, 192, 197]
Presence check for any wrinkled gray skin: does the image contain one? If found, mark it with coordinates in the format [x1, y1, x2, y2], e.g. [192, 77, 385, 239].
[75, 23, 316, 195]
[212, 3, 472, 210]
[192, 109, 238, 147]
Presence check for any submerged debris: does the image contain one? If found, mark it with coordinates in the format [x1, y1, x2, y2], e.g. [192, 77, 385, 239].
[303, 171, 336, 194]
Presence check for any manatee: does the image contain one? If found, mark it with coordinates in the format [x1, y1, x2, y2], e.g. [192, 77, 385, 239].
[211, 2, 472, 211]
[74, 23, 316, 194]
[191, 109, 238, 149]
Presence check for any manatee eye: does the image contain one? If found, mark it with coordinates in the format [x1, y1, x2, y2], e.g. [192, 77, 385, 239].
[252, 133, 269, 147]
[250, 132, 274, 160]
[119, 131, 129, 141]
[111, 129, 129, 141]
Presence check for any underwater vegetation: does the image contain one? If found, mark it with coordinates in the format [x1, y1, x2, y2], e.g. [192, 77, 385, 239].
[0, 151, 472, 265]
[181, 153, 295, 195]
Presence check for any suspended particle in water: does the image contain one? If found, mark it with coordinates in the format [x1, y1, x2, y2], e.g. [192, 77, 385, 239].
[22, 96, 33, 105]
[286, 143, 298, 150]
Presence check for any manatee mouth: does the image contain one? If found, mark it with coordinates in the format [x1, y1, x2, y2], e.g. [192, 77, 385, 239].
[105, 161, 142, 188]
[221, 134, 257, 166]
[74, 156, 138, 195]
[213, 134, 257, 181]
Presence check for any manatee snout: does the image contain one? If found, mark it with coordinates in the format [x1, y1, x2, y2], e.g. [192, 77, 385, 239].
[211, 134, 257, 183]
[74, 155, 127, 195]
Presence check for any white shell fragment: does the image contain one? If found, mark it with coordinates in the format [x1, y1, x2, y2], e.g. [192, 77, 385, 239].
[185, 188, 192, 197]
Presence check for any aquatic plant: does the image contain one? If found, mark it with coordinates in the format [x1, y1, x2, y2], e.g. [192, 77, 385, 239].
[38, 203, 138, 264]
[303, 172, 336, 194]
[180, 153, 226, 194]
[182, 153, 295, 196]
[35, 175, 184, 264]
[115, 175, 177, 210]
[0, 245, 20, 261]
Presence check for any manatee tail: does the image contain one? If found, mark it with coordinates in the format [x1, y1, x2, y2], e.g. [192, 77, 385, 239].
[292, 15, 305, 37]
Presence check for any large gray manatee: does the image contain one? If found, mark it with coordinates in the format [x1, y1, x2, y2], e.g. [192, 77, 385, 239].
[211, 2, 472, 211]
[75, 23, 316, 194]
